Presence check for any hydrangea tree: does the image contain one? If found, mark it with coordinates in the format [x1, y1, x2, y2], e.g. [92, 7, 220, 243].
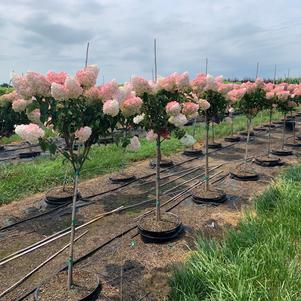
[10, 65, 137, 289]
[132, 72, 198, 222]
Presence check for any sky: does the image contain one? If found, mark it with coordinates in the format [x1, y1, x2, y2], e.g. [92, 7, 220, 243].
[0, 0, 301, 84]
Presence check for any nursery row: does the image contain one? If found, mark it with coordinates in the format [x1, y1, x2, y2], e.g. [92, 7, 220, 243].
[0, 66, 300, 300]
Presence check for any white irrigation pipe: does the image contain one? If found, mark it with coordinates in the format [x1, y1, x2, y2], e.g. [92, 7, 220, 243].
[0, 231, 88, 299]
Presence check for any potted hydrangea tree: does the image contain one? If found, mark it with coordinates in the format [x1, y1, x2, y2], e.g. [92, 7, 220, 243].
[189, 74, 228, 203]
[230, 79, 265, 180]
[271, 85, 296, 156]
[133, 72, 197, 242]
[12, 65, 129, 300]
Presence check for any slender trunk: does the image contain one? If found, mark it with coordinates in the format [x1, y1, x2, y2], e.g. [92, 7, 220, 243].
[245, 118, 251, 164]
[231, 117, 234, 137]
[260, 111, 263, 128]
[268, 109, 272, 156]
[211, 123, 215, 143]
[192, 118, 197, 149]
[67, 170, 79, 289]
[205, 113, 209, 191]
[155, 135, 161, 221]
[282, 114, 286, 149]
[291, 111, 296, 144]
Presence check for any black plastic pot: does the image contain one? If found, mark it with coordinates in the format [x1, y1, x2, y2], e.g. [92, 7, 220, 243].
[271, 149, 293, 156]
[0, 145, 5, 151]
[184, 120, 194, 126]
[34, 275, 101, 301]
[182, 149, 203, 157]
[263, 124, 276, 128]
[253, 127, 266, 132]
[254, 156, 282, 167]
[224, 136, 240, 142]
[296, 136, 301, 141]
[109, 174, 136, 184]
[45, 191, 81, 206]
[285, 142, 301, 148]
[285, 121, 295, 131]
[207, 142, 222, 149]
[150, 159, 174, 168]
[19, 151, 41, 159]
[239, 131, 255, 137]
[191, 189, 227, 204]
[138, 213, 183, 243]
[230, 171, 259, 181]
[99, 137, 114, 144]
[295, 112, 301, 117]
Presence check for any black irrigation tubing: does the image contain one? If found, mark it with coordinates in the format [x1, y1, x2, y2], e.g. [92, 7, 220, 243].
[13, 167, 225, 301]
[0, 142, 234, 233]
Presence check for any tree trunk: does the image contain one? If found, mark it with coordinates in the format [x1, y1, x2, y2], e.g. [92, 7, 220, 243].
[211, 123, 215, 143]
[282, 114, 286, 149]
[155, 135, 161, 221]
[291, 110, 296, 144]
[244, 118, 251, 164]
[268, 109, 272, 156]
[204, 113, 209, 191]
[231, 117, 234, 137]
[67, 171, 79, 289]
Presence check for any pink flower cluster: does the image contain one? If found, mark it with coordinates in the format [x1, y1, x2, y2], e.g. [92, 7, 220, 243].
[75, 65, 99, 89]
[27, 109, 41, 123]
[15, 123, 45, 143]
[51, 77, 83, 100]
[182, 102, 199, 118]
[157, 72, 189, 92]
[99, 80, 119, 102]
[166, 101, 181, 116]
[120, 96, 143, 117]
[12, 98, 32, 112]
[47, 71, 68, 85]
[103, 99, 119, 117]
[131, 76, 152, 95]
[0, 91, 19, 103]
[75, 126, 92, 143]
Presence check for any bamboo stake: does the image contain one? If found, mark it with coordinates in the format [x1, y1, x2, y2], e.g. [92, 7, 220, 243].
[268, 109, 272, 156]
[244, 118, 251, 164]
[85, 42, 90, 68]
[282, 114, 286, 149]
[154, 38, 157, 83]
[255, 62, 259, 79]
[0, 206, 123, 266]
[205, 58, 208, 75]
[0, 231, 88, 299]
[204, 112, 209, 191]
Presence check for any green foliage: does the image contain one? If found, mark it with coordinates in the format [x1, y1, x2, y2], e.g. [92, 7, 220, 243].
[141, 90, 186, 134]
[238, 87, 266, 119]
[203, 90, 229, 123]
[169, 165, 301, 301]
[0, 111, 281, 205]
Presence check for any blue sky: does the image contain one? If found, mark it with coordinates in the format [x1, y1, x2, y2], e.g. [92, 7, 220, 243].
[0, 0, 301, 84]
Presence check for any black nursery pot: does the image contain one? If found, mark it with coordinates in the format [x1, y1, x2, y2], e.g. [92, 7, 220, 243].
[191, 189, 227, 204]
[138, 213, 183, 243]
[224, 136, 240, 142]
[207, 142, 222, 149]
[253, 127, 266, 132]
[230, 170, 259, 181]
[0, 145, 5, 151]
[19, 151, 41, 159]
[239, 131, 255, 137]
[271, 149, 293, 156]
[254, 157, 282, 167]
[284, 121, 295, 131]
[109, 174, 136, 184]
[182, 149, 203, 157]
[34, 275, 101, 301]
[263, 124, 276, 128]
[285, 142, 301, 148]
[45, 191, 81, 206]
[149, 159, 174, 168]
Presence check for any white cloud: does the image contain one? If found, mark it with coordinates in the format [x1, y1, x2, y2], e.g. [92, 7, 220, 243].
[0, 0, 301, 83]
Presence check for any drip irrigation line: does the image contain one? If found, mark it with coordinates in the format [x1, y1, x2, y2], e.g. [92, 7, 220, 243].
[12, 166, 225, 301]
[0, 230, 88, 299]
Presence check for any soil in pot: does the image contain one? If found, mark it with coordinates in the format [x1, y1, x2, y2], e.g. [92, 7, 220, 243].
[273, 121, 283, 125]
[271, 149, 293, 156]
[207, 142, 222, 149]
[230, 168, 259, 181]
[150, 159, 174, 168]
[36, 270, 101, 301]
[19, 151, 41, 159]
[109, 173, 136, 184]
[138, 212, 182, 243]
[45, 186, 81, 206]
[254, 155, 282, 167]
[191, 188, 227, 204]
[263, 124, 276, 128]
[183, 148, 203, 157]
[224, 136, 240, 142]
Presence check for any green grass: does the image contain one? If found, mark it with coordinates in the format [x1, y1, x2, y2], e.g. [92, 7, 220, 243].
[0, 134, 21, 144]
[169, 165, 301, 301]
[0, 111, 281, 205]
